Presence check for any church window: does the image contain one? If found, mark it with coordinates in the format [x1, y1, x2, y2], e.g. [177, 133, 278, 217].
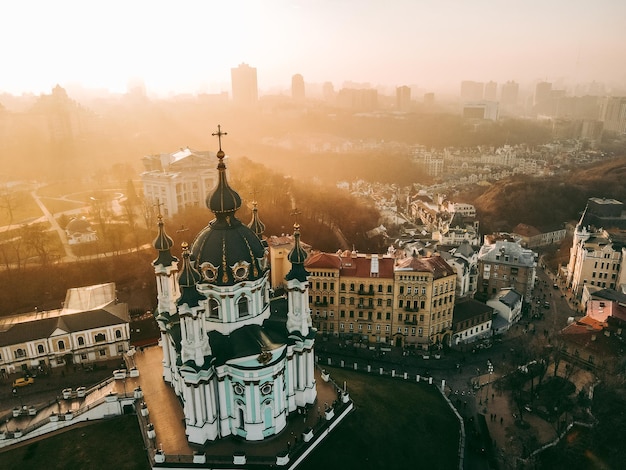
[115, 330, 122, 339]
[99, 349, 106, 356]
[233, 383, 245, 395]
[260, 382, 273, 395]
[95, 333, 106, 342]
[208, 298, 220, 319]
[58, 340, 65, 351]
[77, 336, 85, 346]
[37, 344, 45, 354]
[237, 297, 250, 318]
[14, 348, 26, 358]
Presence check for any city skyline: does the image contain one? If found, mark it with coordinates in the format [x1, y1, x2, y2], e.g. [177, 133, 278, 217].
[2, 0, 626, 97]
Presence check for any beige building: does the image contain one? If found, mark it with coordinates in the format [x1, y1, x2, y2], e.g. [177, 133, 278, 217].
[0, 283, 130, 375]
[306, 249, 457, 349]
[140, 147, 218, 217]
[394, 255, 456, 349]
[566, 198, 626, 297]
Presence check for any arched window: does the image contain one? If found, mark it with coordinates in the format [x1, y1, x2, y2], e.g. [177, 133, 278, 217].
[115, 330, 122, 339]
[94, 333, 106, 343]
[57, 340, 66, 351]
[77, 336, 85, 346]
[207, 298, 220, 319]
[237, 297, 250, 318]
[37, 344, 45, 354]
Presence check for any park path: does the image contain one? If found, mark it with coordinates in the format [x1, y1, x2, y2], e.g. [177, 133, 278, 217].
[30, 189, 77, 262]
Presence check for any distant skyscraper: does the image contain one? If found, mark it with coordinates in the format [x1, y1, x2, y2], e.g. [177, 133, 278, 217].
[396, 85, 411, 111]
[500, 81, 519, 106]
[460, 81, 484, 101]
[534, 81, 553, 115]
[600, 96, 626, 134]
[484, 81, 497, 101]
[423, 92, 435, 107]
[322, 81, 335, 103]
[291, 74, 305, 101]
[231, 63, 258, 105]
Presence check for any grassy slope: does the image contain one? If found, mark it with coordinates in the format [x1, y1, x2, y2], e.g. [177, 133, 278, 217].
[299, 367, 459, 470]
[471, 156, 626, 233]
[0, 415, 149, 470]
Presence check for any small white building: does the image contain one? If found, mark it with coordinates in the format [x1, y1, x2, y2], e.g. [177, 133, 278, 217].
[65, 217, 98, 245]
[0, 283, 130, 375]
[487, 288, 523, 334]
[452, 298, 494, 345]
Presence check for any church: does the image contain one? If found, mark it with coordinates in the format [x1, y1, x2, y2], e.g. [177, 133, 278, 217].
[151, 127, 317, 445]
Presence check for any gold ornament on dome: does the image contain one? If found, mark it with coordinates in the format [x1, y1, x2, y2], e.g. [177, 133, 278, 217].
[231, 261, 250, 282]
[257, 346, 272, 365]
[200, 262, 218, 282]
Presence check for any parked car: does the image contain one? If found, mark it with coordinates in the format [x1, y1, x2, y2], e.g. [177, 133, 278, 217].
[12, 377, 34, 387]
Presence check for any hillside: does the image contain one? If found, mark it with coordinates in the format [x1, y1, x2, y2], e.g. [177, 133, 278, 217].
[471, 156, 626, 234]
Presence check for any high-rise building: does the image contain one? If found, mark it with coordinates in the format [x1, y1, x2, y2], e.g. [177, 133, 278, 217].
[534, 81, 552, 114]
[460, 81, 484, 101]
[396, 85, 411, 111]
[599, 96, 626, 134]
[230, 63, 258, 105]
[484, 81, 497, 101]
[291, 73, 305, 101]
[500, 81, 519, 106]
[322, 81, 335, 103]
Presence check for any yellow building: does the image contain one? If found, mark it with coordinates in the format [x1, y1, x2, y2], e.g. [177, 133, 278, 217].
[394, 255, 456, 349]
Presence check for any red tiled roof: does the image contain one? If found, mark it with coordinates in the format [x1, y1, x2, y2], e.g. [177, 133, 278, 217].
[395, 255, 455, 279]
[339, 256, 394, 279]
[305, 252, 342, 269]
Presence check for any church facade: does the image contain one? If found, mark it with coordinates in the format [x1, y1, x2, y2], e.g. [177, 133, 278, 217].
[151, 129, 317, 445]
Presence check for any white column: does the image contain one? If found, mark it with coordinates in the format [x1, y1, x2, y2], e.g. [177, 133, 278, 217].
[218, 379, 230, 436]
[194, 386, 204, 425]
[182, 385, 195, 424]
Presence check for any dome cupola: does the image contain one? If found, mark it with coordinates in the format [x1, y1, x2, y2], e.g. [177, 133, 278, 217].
[190, 126, 267, 286]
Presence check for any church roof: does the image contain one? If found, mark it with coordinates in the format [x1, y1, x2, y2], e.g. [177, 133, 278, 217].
[286, 224, 309, 282]
[153, 216, 178, 267]
[0, 304, 129, 347]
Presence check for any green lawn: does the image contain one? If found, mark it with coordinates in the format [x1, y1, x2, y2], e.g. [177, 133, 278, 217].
[0, 415, 149, 470]
[299, 367, 460, 470]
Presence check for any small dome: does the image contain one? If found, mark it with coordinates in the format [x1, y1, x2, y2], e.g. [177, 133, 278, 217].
[66, 217, 93, 233]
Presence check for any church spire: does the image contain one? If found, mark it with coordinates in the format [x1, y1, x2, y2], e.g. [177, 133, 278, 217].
[286, 220, 309, 282]
[177, 242, 205, 308]
[207, 125, 242, 216]
[247, 201, 266, 239]
[153, 215, 178, 267]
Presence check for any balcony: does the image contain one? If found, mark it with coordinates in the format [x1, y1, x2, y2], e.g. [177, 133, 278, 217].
[404, 306, 420, 312]
[357, 289, 375, 296]
[313, 301, 329, 307]
[357, 303, 375, 310]
[403, 320, 418, 325]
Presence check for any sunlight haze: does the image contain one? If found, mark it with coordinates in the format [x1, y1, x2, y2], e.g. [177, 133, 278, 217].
[2, 0, 625, 96]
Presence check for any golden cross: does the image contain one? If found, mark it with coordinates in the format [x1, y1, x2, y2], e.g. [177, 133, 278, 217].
[212, 124, 227, 151]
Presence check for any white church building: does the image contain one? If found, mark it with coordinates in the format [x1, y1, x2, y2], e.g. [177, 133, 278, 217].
[151, 131, 317, 445]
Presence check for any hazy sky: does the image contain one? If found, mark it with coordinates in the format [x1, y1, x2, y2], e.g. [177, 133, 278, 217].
[2, 0, 625, 96]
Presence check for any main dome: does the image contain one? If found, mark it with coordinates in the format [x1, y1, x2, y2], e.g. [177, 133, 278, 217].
[190, 133, 266, 286]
